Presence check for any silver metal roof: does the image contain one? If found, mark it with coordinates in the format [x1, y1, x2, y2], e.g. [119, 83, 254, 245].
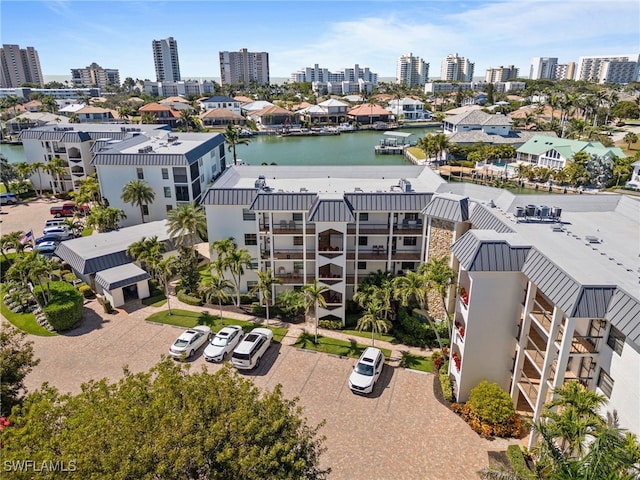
[343, 192, 433, 211]
[249, 192, 317, 211]
[95, 263, 150, 291]
[469, 203, 515, 233]
[607, 289, 640, 343]
[422, 193, 469, 222]
[308, 198, 355, 223]
[201, 188, 258, 206]
[452, 231, 531, 272]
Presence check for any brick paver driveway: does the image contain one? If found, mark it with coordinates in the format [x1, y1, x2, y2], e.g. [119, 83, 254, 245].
[23, 301, 516, 479]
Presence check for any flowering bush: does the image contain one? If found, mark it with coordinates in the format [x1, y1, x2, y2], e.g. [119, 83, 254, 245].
[452, 352, 461, 371]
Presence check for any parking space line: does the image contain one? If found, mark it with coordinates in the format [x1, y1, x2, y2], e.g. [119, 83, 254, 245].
[297, 354, 321, 395]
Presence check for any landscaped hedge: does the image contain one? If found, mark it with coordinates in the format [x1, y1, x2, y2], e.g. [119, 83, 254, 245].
[78, 284, 94, 298]
[319, 320, 342, 330]
[201, 294, 259, 306]
[439, 361, 454, 402]
[506, 445, 536, 480]
[177, 290, 203, 306]
[36, 281, 83, 332]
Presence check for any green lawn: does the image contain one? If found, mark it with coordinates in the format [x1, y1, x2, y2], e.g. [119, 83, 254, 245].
[340, 328, 396, 344]
[145, 309, 288, 342]
[142, 294, 168, 307]
[399, 352, 434, 373]
[0, 301, 57, 336]
[81, 227, 94, 237]
[293, 333, 391, 360]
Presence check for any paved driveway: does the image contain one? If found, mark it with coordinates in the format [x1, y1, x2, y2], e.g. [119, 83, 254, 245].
[23, 301, 516, 479]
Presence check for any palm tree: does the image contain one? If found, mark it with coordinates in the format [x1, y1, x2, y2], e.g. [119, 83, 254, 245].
[301, 280, 329, 343]
[226, 248, 252, 307]
[251, 269, 282, 325]
[199, 273, 233, 319]
[120, 179, 155, 223]
[421, 256, 457, 342]
[44, 157, 67, 194]
[394, 270, 444, 351]
[623, 132, 638, 150]
[68, 113, 80, 124]
[140, 112, 156, 124]
[126, 236, 165, 279]
[210, 236, 237, 278]
[356, 298, 392, 346]
[86, 205, 126, 232]
[0, 231, 25, 260]
[166, 202, 207, 253]
[155, 256, 177, 315]
[41, 95, 58, 114]
[223, 124, 250, 166]
[30, 161, 45, 196]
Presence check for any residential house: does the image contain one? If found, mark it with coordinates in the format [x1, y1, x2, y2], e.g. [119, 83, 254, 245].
[298, 99, 349, 125]
[199, 95, 242, 115]
[6, 112, 68, 134]
[138, 102, 180, 127]
[55, 220, 173, 307]
[241, 100, 275, 114]
[386, 98, 432, 121]
[93, 131, 226, 226]
[247, 105, 294, 128]
[516, 135, 626, 169]
[347, 104, 393, 125]
[200, 108, 245, 127]
[19, 124, 170, 192]
[73, 106, 119, 123]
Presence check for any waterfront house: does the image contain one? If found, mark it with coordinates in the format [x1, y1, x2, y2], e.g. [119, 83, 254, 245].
[199, 95, 241, 115]
[386, 97, 432, 121]
[6, 112, 68, 134]
[138, 103, 180, 127]
[247, 105, 295, 128]
[200, 164, 640, 447]
[516, 135, 626, 169]
[93, 131, 225, 226]
[200, 108, 245, 127]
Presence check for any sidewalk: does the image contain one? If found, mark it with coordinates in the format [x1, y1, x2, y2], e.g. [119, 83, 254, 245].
[121, 296, 435, 367]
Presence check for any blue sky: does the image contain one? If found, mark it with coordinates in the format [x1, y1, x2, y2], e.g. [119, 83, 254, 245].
[2, 0, 638, 81]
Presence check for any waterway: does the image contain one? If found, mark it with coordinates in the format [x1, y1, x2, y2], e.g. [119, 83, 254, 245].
[1, 126, 439, 166]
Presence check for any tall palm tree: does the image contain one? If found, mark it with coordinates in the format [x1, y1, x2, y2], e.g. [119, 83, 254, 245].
[421, 256, 457, 342]
[155, 256, 177, 315]
[223, 124, 250, 166]
[226, 248, 252, 307]
[166, 202, 207, 254]
[86, 206, 126, 232]
[356, 298, 392, 346]
[394, 270, 444, 351]
[120, 179, 155, 224]
[140, 112, 156, 124]
[210, 237, 237, 279]
[45, 157, 67, 195]
[68, 113, 80, 124]
[199, 273, 233, 319]
[301, 280, 329, 343]
[30, 161, 44, 197]
[251, 269, 282, 325]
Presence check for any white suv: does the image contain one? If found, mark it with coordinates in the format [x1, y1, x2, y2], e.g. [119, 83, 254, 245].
[349, 347, 385, 394]
[231, 327, 273, 370]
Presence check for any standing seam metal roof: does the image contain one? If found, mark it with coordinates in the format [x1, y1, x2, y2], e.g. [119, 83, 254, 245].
[200, 188, 258, 206]
[422, 194, 469, 222]
[249, 192, 318, 211]
[607, 289, 640, 343]
[451, 231, 531, 272]
[343, 192, 432, 211]
[308, 198, 355, 222]
[469, 203, 515, 233]
[95, 264, 150, 290]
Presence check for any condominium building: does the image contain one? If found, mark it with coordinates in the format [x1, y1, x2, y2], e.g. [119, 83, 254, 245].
[0, 87, 100, 100]
[19, 124, 170, 193]
[424, 81, 525, 94]
[553, 62, 576, 81]
[219, 48, 270, 87]
[440, 53, 474, 82]
[70, 63, 120, 89]
[152, 37, 181, 82]
[529, 57, 558, 80]
[93, 131, 226, 226]
[143, 79, 215, 97]
[0, 44, 44, 87]
[396, 53, 429, 87]
[485, 65, 519, 83]
[289, 63, 378, 95]
[201, 165, 640, 445]
[576, 54, 640, 84]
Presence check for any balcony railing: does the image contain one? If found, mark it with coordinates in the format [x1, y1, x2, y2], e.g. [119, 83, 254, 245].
[530, 301, 553, 332]
[274, 274, 310, 284]
[267, 249, 315, 260]
[391, 251, 421, 260]
[347, 223, 389, 234]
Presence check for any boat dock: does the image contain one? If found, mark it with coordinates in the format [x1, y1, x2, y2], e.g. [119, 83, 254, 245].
[374, 131, 413, 155]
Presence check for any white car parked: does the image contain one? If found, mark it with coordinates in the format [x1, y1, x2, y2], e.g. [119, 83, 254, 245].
[203, 325, 244, 362]
[169, 325, 212, 360]
[231, 327, 273, 370]
[349, 347, 385, 395]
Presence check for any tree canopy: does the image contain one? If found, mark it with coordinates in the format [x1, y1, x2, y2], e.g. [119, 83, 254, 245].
[0, 322, 40, 416]
[1, 361, 329, 479]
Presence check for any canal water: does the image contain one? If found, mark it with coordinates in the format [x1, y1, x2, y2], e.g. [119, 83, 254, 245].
[1, 126, 439, 166]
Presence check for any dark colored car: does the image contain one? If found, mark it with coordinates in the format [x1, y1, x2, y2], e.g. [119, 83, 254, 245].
[35, 234, 63, 245]
[50, 202, 90, 217]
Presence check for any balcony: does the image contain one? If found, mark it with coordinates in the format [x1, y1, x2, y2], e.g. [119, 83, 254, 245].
[391, 251, 421, 261]
[393, 220, 423, 235]
[549, 360, 594, 389]
[53, 147, 66, 154]
[347, 223, 389, 234]
[347, 247, 387, 260]
[524, 326, 548, 373]
[529, 297, 554, 333]
[274, 273, 310, 284]
[270, 222, 315, 235]
[267, 249, 315, 260]
[518, 359, 543, 407]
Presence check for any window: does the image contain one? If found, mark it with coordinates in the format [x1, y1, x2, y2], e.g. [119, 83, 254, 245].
[247, 280, 258, 290]
[142, 205, 149, 215]
[403, 237, 417, 246]
[293, 236, 303, 246]
[242, 208, 256, 221]
[173, 167, 188, 183]
[244, 234, 257, 246]
[607, 325, 625, 355]
[401, 262, 415, 271]
[249, 259, 259, 270]
[358, 236, 368, 246]
[292, 212, 303, 222]
[597, 368, 614, 398]
[357, 261, 366, 270]
[165, 205, 173, 212]
[198, 158, 203, 167]
[359, 213, 369, 222]
[293, 261, 303, 272]
[405, 212, 418, 221]
[175, 185, 189, 202]
[136, 168, 144, 180]
[161, 168, 169, 180]
[164, 187, 171, 198]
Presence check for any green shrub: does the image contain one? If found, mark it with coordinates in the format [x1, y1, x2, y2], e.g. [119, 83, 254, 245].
[102, 298, 113, 314]
[506, 445, 536, 480]
[318, 320, 342, 330]
[63, 272, 77, 283]
[431, 351, 444, 371]
[36, 281, 83, 331]
[251, 302, 266, 316]
[178, 290, 203, 306]
[439, 361, 454, 402]
[78, 284, 94, 298]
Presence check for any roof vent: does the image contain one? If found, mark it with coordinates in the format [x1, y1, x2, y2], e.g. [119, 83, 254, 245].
[399, 178, 412, 192]
[254, 176, 266, 189]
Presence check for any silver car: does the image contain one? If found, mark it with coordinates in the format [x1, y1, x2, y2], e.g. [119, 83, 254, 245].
[203, 325, 244, 362]
[169, 325, 212, 360]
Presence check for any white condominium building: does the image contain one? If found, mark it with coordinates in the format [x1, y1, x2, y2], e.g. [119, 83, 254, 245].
[396, 53, 429, 87]
[529, 57, 558, 80]
[152, 37, 181, 82]
[440, 53, 474, 82]
[219, 48, 270, 87]
[576, 54, 640, 84]
[201, 165, 640, 446]
[485, 65, 519, 83]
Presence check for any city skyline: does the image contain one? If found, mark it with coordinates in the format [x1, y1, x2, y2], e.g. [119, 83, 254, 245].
[1, 0, 638, 82]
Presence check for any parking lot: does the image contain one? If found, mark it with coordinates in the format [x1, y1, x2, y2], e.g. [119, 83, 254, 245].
[0, 196, 71, 238]
[23, 298, 516, 479]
